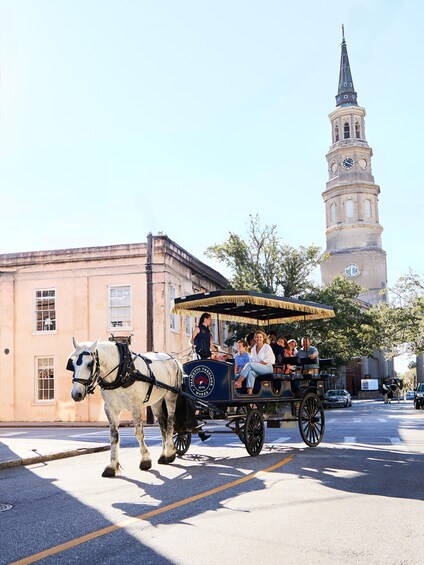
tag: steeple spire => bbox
[335,25,358,107]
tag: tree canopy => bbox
[207,215,380,368]
[369,270,424,358]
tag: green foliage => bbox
[206,214,325,296]
[207,215,381,367]
[302,276,380,367]
[369,270,424,357]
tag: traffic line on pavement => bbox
[10,453,295,565]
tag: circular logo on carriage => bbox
[188,365,215,398]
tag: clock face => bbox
[342,157,354,170]
[331,162,338,174]
[345,264,359,278]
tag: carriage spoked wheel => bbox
[298,392,325,447]
[243,408,265,456]
[235,405,248,444]
[173,432,192,455]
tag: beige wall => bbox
[0,236,227,422]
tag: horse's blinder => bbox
[69,350,100,395]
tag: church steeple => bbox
[336,25,358,107]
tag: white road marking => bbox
[390,437,403,444]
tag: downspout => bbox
[146,233,154,424]
[146,232,154,352]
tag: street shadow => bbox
[294,400,424,501]
[0,439,291,565]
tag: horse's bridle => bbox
[68,350,101,395]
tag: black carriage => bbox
[171,290,336,456]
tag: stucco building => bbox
[0,234,228,422]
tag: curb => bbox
[0,445,110,470]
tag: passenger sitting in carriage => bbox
[234,339,250,378]
[211,345,230,361]
[235,331,275,394]
[297,337,319,375]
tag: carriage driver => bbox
[190,312,214,359]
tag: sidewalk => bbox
[0,422,129,470]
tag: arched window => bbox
[334,125,339,142]
[355,121,361,138]
[344,122,350,139]
[365,199,372,219]
[345,199,354,221]
[330,202,336,225]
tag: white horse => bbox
[69,338,182,477]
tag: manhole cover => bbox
[0,503,13,512]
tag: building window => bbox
[223,322,229,345]
[185,316,193,336]
[108,285,132,329]
[330,202,337,225]
[365,199,372,219]
[355,121,361,138]
[344,122,350,139]
[35,289,56,332]
[211,319,219,344]
[334,124,339,142]
[169,285,179,332]
[36,356,54,401]
[345,199,354,222]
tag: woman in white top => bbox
[234,331,275,394]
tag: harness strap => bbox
[98,344,158,404]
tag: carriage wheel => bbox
[243,408,265,457]
[235,405,248,444]
[298,392,325,447]
[173,432,192,455]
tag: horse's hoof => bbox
[102,467,116,478]
[139,460,152,471]
[158,453,176,465]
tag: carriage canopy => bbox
[172,290,335,325]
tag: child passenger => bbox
[234,340,250,378]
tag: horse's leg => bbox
[152,396,177,464]
[133,406,151,471]
[102,406,120,478]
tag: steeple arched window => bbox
[365,199,372,219]
[345,199,354,222]
[334,125,339,142]
[355,121,361,138]
[330,202,337,225]
[344,122,350,139]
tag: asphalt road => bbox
[1,400,423,565]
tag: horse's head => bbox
[69,338,99,402]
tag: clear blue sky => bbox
[0,0,422,289]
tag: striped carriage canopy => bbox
[172,290,335,325]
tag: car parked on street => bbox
[406,390,415,401]
[414,383,424,409]
[324,389,352,408]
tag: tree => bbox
[302,276,379,367]
[370,270,424,358]
[206,216,380,368]
[206,214,325,296]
